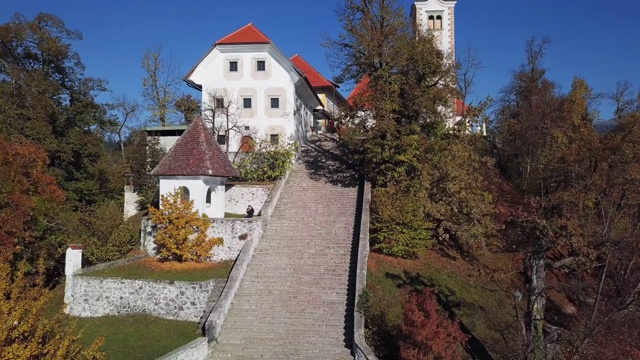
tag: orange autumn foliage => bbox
[400,288,468,360]
[0,138,64,261]
[148,190,222,262]
[0,262,104,359]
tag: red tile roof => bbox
[152,117,238,178]
[455,98,469,116]
[347,76,370,106]
[215,23,271,45]
[290,54,335,89]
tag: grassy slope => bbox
[82,258,234,281]
[366,251,522,359]
[75,315,198,360]
[46,261,220,359]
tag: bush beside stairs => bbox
[208,135,359,359]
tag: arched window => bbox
[177,186,190,202]
[428,15,435,30]
[435,15,443,30]
[205,187,212,207]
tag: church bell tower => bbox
[410,0,457,60]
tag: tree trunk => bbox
[525,249,547,360]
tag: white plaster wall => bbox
[124,186,141,219]
[149,135,182,153]
[190,46,296,151]
[159,176,226,218]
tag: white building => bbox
[151,117,238,218]
[184,23,324,154]
[290,54,346,132]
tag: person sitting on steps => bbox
[246,205,254,218]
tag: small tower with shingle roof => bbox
[152,117,238,218]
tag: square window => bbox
[243,97,252,109]
[217,134,226,145]
[270,97,280,109]
[256,60,266,71]
[215,97,224,109]
[229,61,238,72]
[244,126,250,131]
[270,134,279,145]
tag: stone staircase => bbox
[209,135,359,359]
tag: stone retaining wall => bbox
[140,217,262,261]
[65,274,224,322]
[225,183,272,215]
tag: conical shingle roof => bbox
[151,118,238,178]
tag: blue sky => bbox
[2,0,639,121]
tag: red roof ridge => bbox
[347,76,371,106]
[215,23,271,45]
[290,54,335,89]
[152,117,238,177]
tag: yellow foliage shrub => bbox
[148,190,223,262]
[0,262,104,359]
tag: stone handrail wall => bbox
[353,180,379,360]
[156,337,208,360]
[199,169,292,342]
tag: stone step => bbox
[209,346,352,360]
[208,139,359,358]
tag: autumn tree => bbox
[0,137,64,264]
[327,0,493,259]
[327,0,455,186]
[0,13,144,281]
[0,12,113,207]
[556,92,640,359]
[148,190,222,262]
[400,288,468,360]
[125,129,165,209]
[141,45,183,126]
[174,93,200,123]
[0,262,104,359]
[107,95,141,164]
[494,37,616,359]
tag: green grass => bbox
[46,285,200,360]
[75,315,199,360]
[365,253,518,359]
[224,212,247,218]
[82,259,234,282]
